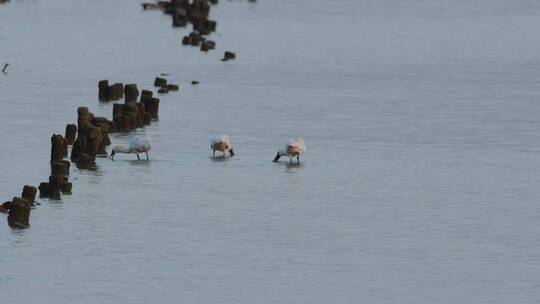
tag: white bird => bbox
[211,134,234,157]
[109,135,152,160]
[273,138,305,163]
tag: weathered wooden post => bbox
[222,51,236,61]
[124,84,139,103]
[61,182,72,194]
[154,77,167,87]
[65,124,77,145]
[143,97,160,118]
[51,161,70,176]
[113,83,124,100]
[141,90,153,101]
[172,10,188,27]
[7,197,31,228]
[98,80,109,101]
[21,185,37,204]
[51,134,67,162]
[38,182,49,198]
[48,175,63,200]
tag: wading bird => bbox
[109,135,152,160]
[273,138,305,163]
[211,134,234,157]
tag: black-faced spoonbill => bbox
[273,138,305,163]
[109,135,152,160]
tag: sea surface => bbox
[1,0,540,303]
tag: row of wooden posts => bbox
[4,78,170,229]
[3,1,238,229]
[142,0,237,61]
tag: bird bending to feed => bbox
[211,134,234,157]
[109,135,152,160]
[273,138,305,163]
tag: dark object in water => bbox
[51,161,70,177]
[21,185,37,204]
[7,197,31,229]
[2,63,9,73]
[124,83,140,103]
[154,77,167,87]
[200,40,215,52]
[158,86,169,94]
[182,36,190,45]
[51,134,68,162]
[141,3,161,10]
[143,97,160,119]
[141,90,153,101]
[65,124,77,145]
[61,182,72,194]
[71,107,111,164]
[172,10,188,27]
[38,182,49,198]
[98,80,109,101]
[48,175,63,200]
[191,81,199,85]
[0,201,11,213]
[222,51,236,61]
[167,84,179,91]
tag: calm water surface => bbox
[1,0,540,303]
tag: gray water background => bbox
[1,0,540,303]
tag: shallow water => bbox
[1,0,540,303]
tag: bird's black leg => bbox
[297,155,300,163]
[213,148,216,158]
[136,153,140,160]
[229,149,235,156]
[146,152,149,160]
[289,157,293,164]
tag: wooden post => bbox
[7,197,31,229]
[143,97,160,118]
[38,182,49,198]
[51,161,69,176]
[98,80,109,101]
[21,185,37,203]
[61,182,72,194]
[141,90,153,101]
[51,134,67,162]
[154,77,167,87]
[124,84,139,103]
[65,124,77,145]
[48,175,63,200]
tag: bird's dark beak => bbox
[273,152,280,162]
[109,151,115,160]
[229,149,235,156]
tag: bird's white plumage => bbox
[274,137,305,163]
[210,134,232,150]
[285,138,305,155]
[110,135,152,160]
[129,135,152,152]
